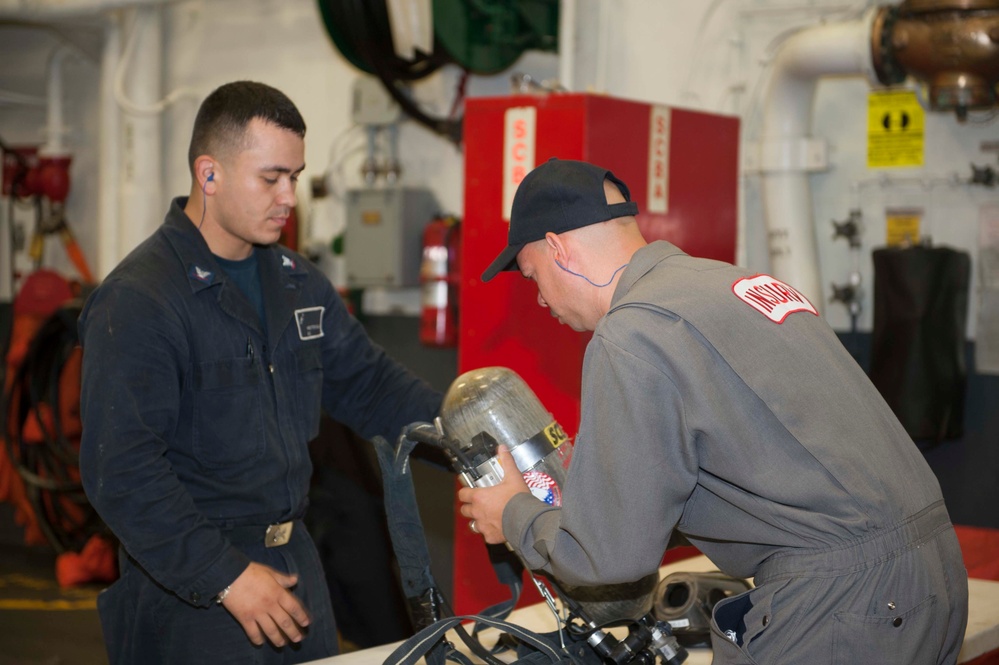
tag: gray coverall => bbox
[504,241,968,664]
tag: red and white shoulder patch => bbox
[732,274,818,323]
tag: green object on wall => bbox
[433,0,559,75]
[317,0,374,75]
[316,0,558,77]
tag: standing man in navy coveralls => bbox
[459,158,968,664]
[78,81,442,664]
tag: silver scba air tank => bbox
[439,366,572,505]
[434,366,674,645]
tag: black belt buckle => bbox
[265,521,293,548]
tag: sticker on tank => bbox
[523,470,562,506]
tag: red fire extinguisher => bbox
[419,215,460,347]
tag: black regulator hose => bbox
[3,301,104,553]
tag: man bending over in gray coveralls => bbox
[458,157,968,665]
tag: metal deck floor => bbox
[0,535,106,665]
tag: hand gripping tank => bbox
[440,366,572,506]
[440,367,660,626]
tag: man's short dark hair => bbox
[187,81,307,174]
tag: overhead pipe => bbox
[759,0,999,311]
[117,4,164,258]
[0,89,46,106]
[37,44,75,248]
[558,0,576,90]
[98,11,122,279]
[41,45,74,157]
[0,0,174,21]
[759,10,878,310]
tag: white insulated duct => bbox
[117,4,163,258]
[40,45,73,157]
[558,0,576,90]
[759,9,878,310]
[97,11,121,279]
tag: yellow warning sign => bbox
[867,90,924,169]
[885,208,922,246]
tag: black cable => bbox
[3,301,103,554]
[7,308,82,459]
[321,0,463,144]
[321,0,449,81]
[347,0,462,142]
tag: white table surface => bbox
[308,555,999,665]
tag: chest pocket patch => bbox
[294,306,324,340]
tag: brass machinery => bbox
[872,0,999,120]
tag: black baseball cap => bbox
[481,158,639,282]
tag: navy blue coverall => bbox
[78,198,442,664]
